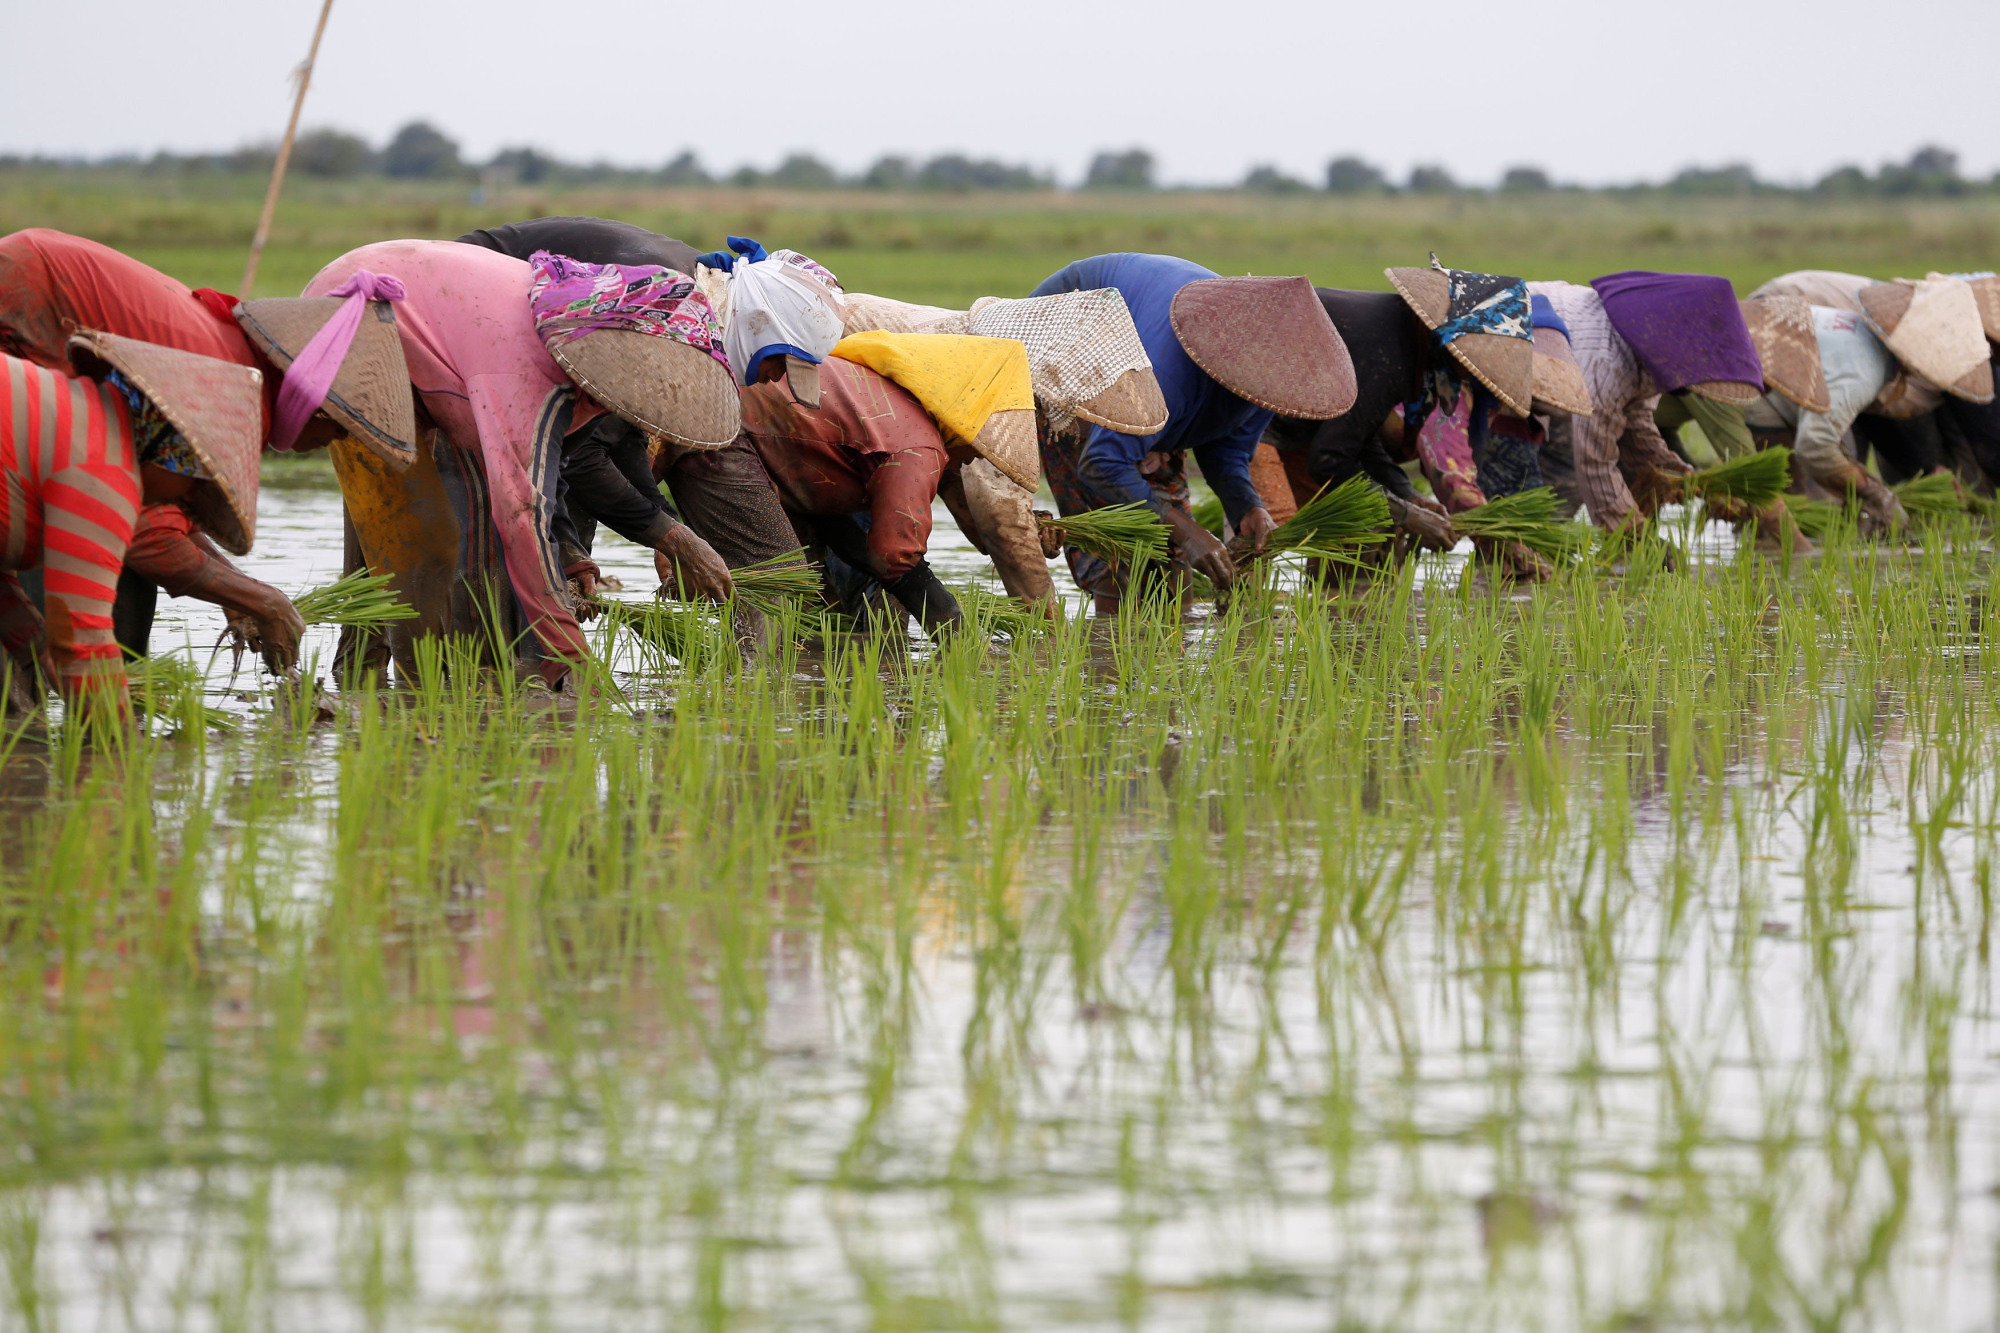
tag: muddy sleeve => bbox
[862,446,946,580]
[122,503,211,596]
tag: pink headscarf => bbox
[269,270,407,449]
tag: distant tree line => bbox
[2,124,1993,199]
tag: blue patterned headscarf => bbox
[106,368,206,478]
[1404,253,1531,434]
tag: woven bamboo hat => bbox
[967,290,1169,435]
[1170,275,1356,419]
[1960,274,2000,343]
[1385,264,1535,416]
[840,292,967,336]
[68,330,265,555]
[1858,277,1994,403]
[1528,323,1593,416]
[233,296,418,468]
[1740,295,1830,413]
[964,409,1040,491]
[547,333,740,450]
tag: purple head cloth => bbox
[270,270,407,450]
[1589,271,1763,396]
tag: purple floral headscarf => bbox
[528,251,731,373]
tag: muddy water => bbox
[7,485,1989,1331]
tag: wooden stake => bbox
[241,0,336,297]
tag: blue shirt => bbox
[1031,253,1269,520]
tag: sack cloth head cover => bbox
[828,331,1040,490]
[1527,294,1592,415]
[722,249,847,408]
[528,251,740,449]
[234,279,419,470]
[1739,294,1830,413]
[840,292,966,337]
[1858,275,1995,403]
[963,288,1168,435]
[66,330,266,554]
[1169,274,1355,419]
[1387,254,1534,429]
[1589,271,1765,403]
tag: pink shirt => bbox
[306,240,602,662]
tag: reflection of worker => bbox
[0,228,317,669]
[1030,254,1355,610]
[3,334,263,723]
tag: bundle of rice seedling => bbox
[958,587,1052,638]
[600,599,727,669]
[292,570,418,628]
[722,549,822,616]
[1782,493,1848,540]
[1893,471,1974,524]
[1036,503,1171,566]
[1678,447,1793,513]
[1451,487,1591,562]
[1190,493,1226,536]
[129,654,233,732]
[1253,475,1392,559]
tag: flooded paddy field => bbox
[4,480,2000,1331]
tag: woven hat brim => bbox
[1967,276,2000,343]
[1741,295,1830,413]
[968,409,1040,491]
[1531,353,1593,417]
[1073,366,1169,434]
[551,332,740,450]
[1951,358,1996,404]
[1384,267,1450,328]
[68,330,264,555]
[783,355,822,409]
[1686,379,1764,405]
[1169,276,1356,420]
[233,298,417,470]
[1859,280,1993,403]
[1442,333,1535,417]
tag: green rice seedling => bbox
[1036,502,1171,566]
[128,652,233,734]
[602,598,728,672]
[291,569,419,628]
[1677,446,1793,514]
[956,587,1052,639]
[1893,471,1974,525]
[1784,492,1849,540]
[1451,486,1592,563]
[1252,474,1391,561]
[725,548,823,616]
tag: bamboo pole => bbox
[240,0,336,297]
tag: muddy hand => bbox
[1166,508,1236,590]
[655,525,733,603]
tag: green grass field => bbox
[6,169,1996,303]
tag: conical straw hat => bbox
[966,289,1169,434]
[1740,295,1830,413]
[548,331,741,449]
[233,296,418,468]
[67,330,264,554]
[1529,326,1593,416]
[1171,275,1355,419]
[1385,265,1535,416]
[1858,277,1994,403]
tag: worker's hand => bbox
[251,596,305,675]
[655,525,734,603]
[1395,494,1456,552]
[1164,507,1237,590]
[1233,504,1277,553]
[1855,477,1908,538]
[1629,464,1691,517]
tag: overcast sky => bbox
[8,0,1997,187]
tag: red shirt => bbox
[740,357,949,579]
